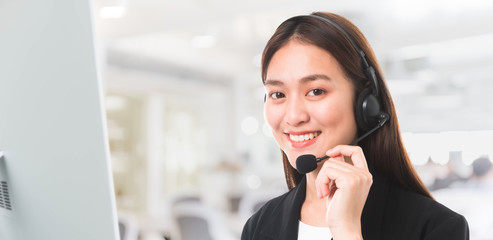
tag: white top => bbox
[298,221,332,240]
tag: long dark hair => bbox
[262,12,432,199]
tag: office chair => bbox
[118,215,139,240]
[170,201,238,240]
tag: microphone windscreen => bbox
[296,154,318,174]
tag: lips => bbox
[286,131,321,148]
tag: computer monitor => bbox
[0,0,120,239]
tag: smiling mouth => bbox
[288,131,321,142]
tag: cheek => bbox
[311,101,347,124]
[311,99,357,135]
[264,104,282,129]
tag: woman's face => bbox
[264,40,358,169]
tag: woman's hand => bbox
[315,145,373,239]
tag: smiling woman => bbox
[264,41,357,162]
[241,11,469,240]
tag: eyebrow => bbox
[300,74,331,83]
[264,74,331,86]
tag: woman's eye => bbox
[270,92,285,99]
[307,89,325,96]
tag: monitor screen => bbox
[0,0,120,239]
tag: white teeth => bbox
[289,132,319,142]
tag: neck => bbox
[305,171,320,201]
[300,170,329,227]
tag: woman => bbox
[241,12,469,240]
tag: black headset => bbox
[304,14,389,133]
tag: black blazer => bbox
[241,173,469,240]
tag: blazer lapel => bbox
[260,176,307,240]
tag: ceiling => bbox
[91,0,493,132]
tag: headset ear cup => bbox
[355,88,369,131]
[355,88,381,132]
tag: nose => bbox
[285,98,309,126]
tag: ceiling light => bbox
[191,35,216,48]
[99,6,126,19]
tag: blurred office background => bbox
[90,0,493,239]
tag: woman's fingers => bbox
[315,145,372,199]
[326,145,368,170]
[316,160,349,198]
[316,160,371,198]
[316,162,332,198]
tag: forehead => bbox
[265,41,348,85]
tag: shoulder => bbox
[386,181,469,239]
[389,181,461,219]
